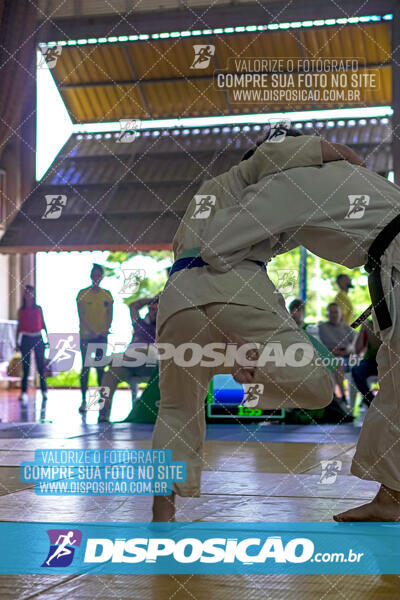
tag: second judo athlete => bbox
[152,127,400,523]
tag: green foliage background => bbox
[105,247,370,323]
[104,250,172,306]
[48,248,369,387]
[268,248,370,322]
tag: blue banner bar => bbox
[1,522,400,574]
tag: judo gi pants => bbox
[351,266,400,491]
[152,298,333,496]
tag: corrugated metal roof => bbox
[47,22,391,122]
[38,0,266,18]
[0,117,393,253]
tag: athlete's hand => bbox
[321,140,366,167]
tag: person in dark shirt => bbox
[98,296,158,422]
[351,319,381,407]
[129,296,158,344]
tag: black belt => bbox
[169,256,266,277]
[351,214,400,330]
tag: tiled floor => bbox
[0,388,134,426]
[0,389,397,599]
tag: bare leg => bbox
[152,492,176,522]
[334,485,400,522]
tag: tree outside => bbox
[269,248,370,325]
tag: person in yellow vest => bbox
[335,274,354,325]
[76,264,113,413]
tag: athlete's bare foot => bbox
[152,493,176,522]
[225,331,259,384]
[334,485,400,522]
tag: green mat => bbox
[122,366,160,423]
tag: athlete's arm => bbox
[237,135,365,188]
[201,138,366,272]
[321,140,365,166]
[237,135,323,186]
[200,177,308,272]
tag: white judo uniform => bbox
[153,134,400,496]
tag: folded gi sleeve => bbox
[236,134,323,186]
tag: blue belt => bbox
[169,254,266,277]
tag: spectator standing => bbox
[77,264,113,413]
[335,274,354,325]
[16,285,48,403]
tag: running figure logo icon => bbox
[319,460,342,484]
[265,119,292,143]
[242,383,264,408]
[345,195,370,219]
[119,269,146,295]
[42,529,82,567]
[190,44,215,69]
[191,195,216,219]
[47,334,79,374]
[274,269,298,295]
[116,119,141,143]
[38,45,62,69]
[86,386,110,411]
[42,195,67,220]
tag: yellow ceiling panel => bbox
[300,23,390,62]
[50,22,392,123]
[143,79,228,118]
